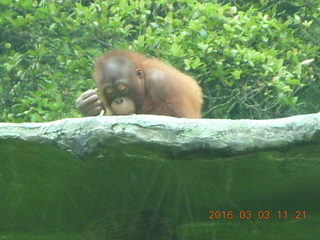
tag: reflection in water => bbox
[83,210,177,240]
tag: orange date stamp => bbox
[208,211,306,220]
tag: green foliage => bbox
[0,0,319,122]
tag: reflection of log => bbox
[83,211,177,240]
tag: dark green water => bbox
[1,140,320,239]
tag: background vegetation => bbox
[0,0,319,122]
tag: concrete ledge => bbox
[0,113,319,239]
[0,113,319,159]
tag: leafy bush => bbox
[0,0,319,122]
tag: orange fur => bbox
[94,50,203,118]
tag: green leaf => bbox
[171,43,181,56]
[300,59,314,66]
[232,70,242,80]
